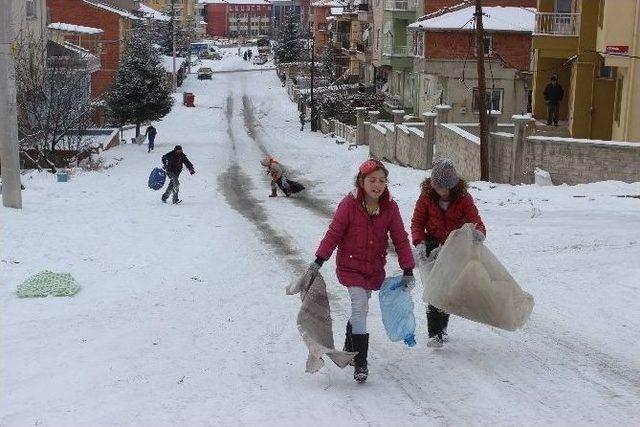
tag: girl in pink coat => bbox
[307,159,415,382]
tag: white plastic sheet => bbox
[419,224,534,331]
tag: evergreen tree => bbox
[318,42,338,82]
[107,28,174,136]
[275,10,305,64]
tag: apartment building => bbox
[202,0,273,37]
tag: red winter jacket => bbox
[316,188,415,291]
[411,180,486,245]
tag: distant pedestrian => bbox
[145,125,157,153]
[161,145,195,204]
[243,51,248,61]
[299,111,305,131]
[260,156,305,197]
[247,49,253,59]
[543,75,564,126]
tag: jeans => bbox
[547,103,559,126]
[348,287,372,334]
[162,172,180,202]
[148,136,155,152]
[427,304,450,337]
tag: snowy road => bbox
[2,64,640,426]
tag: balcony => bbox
[533,12,580,36]
[383,44,408,57]
[384,0,416,11]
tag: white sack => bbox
[419,223,534,331]
[286,270,356,373]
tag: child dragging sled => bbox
[260,156,305,197]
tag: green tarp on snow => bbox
[16,271,80,297]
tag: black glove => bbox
[424,238,439,257]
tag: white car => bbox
[252,56,267,65]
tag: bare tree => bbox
[13,29,96,171]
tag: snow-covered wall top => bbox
[200,0,272,4]
[409,6,535,33]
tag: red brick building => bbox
[408,5,536,121]
[202,0,273,37]
[48,0,139,98]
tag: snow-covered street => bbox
[2,61,640,426]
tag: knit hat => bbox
[174,145,183,151]
[359,159,387,176]
[430,158,459,189]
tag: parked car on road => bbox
[252,55,267,65]
[197,67,213,80]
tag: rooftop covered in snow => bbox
[199,0,272,4]
[311,0,347,7]
[83,0,140,19]
[137,4,170,21]
[408,6,536,33]
[48,23,104,35]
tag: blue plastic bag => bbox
[148,167,166,190]
[379,276,417,347]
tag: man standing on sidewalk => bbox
[145,124,157,153]
[161,145,195,204]
[543,75,564,126]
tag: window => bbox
[482,35,492,56]
[614,76,623,123]
[26,0,37,18]
[598,65,614,79]
[472,88,504,113]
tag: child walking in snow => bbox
[410,158,486,348]
[260,156,305,197]
[306,159,415,382]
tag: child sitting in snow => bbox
[410,158,486,348]
[260,156,305,197]
[306,159,415,383]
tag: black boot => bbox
[352,333,369,383]
[268,188,277,197]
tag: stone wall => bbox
[488,132,514,183]
[369,124,387,159]
[435,124,481,181]
[522,137,640,185]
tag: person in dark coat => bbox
[161,145,195,204]
[145,125,157,153]
[543,75,564,126]
[299,111,305,131]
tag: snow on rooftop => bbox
[199,0,272,4]
[311,0,347,7]
[138,4,170,21]
[48,22,104,35]
[409,6,536,33]
[82,0,140,19]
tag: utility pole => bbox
[0,0,23,208]
[171,0,178,91]
[474,0,489,181]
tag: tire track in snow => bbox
[241,95,335,220]
[218,94,305,272]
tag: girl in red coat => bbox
[307,159,415,382]
[411,158,486,348]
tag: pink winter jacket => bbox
[315,188,415,291]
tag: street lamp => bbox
[308,27,318,132]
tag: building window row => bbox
[229,5,270,11]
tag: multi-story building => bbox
[531,0,640,141]
[202,0,273,37]
[48,0,140,98]
[327,5,360,81]
[408,5,535,121]
[144,0,207,36]
[310,0,347,52]
[272,0,304,34]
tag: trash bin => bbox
[56,172,69,182]
[185,93,195,107]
